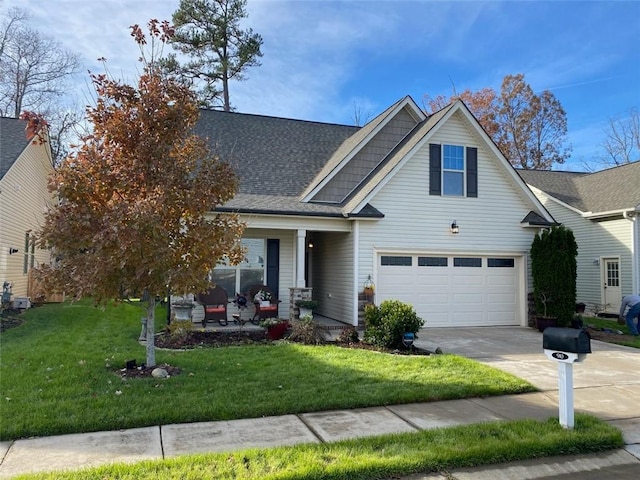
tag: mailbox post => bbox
[542,327,591,429]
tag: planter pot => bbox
[298,307,313,319]
[267,322,289,340]
[260,300,271,307]
[172,304,193,321]
[535,316,557,332]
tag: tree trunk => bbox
[145,295,156,367]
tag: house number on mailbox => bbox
[552,352,569,360]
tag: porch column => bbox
[296,229,306,288]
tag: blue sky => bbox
[4,0,639,171]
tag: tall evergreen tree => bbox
[166,0,263,111]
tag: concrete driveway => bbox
[415,326,640,433]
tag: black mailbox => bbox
[543,327,591,354]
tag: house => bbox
[0,117,55,302]
[193,96,556,328]
[519,163,640,315]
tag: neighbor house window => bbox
[211,239,265,295]
[23,232,31,274]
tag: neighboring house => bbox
[194,96,556,327]
[519,163,640,315]
[0,117,55,301]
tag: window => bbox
[418,256,448,267]
[429,144,478,197]
[381,256,412,266]
[23,232,30,274]
[454,257,482,267]
[488,258,515,268]
[442,144,464,196]
[211,239,265,295]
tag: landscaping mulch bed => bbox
[0,313,24,332]
[154,329,270,349]
[585,326,637,343]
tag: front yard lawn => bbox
[0,300,535,440]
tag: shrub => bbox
[166,320,193,342]
[288,317,325,345]
[336,326,360,344]
[363,300,424,349]
[530,225,578,326]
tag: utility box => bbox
[12,297,31,310]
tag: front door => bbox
[602,258,622,313]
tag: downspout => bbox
[625,210,639,294]
[352,220,360,326]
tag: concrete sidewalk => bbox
[1,327,639,478]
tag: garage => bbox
[376,254,520,327]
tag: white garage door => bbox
[377,254,519,327]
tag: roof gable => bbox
[0,117,30,180]
[300,96,426,202]
[341,100,553,222]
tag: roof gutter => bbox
[584,207,637,220]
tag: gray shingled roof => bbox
[0,117,29,180]
[194,110,359,198]
[518,163,640,213]
[299,96,410,199]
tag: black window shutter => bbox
[429,143,441,195]
[266,239,280,296]
[466,147,478,198]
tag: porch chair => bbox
[248,284,280,324]
[197,286,229,327]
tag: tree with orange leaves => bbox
[36,20,245,367]
[424,74,570,170]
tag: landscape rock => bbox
[151,368,169,378]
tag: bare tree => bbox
[167,0,263,111]
[599,107,640,166]
[0,6,81,165]
[351,100,372,127]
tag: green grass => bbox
[14,415,623,480]
[583,315,640,348]
[0,300,536,441]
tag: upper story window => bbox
[442,145,465,196]
[429,144,478,198]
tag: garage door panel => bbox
[418,293,450,304]
[453,293,483,304]
[378,254,520,328]
[452,274,483,286]
[486,275,515,286]
[487,292,515,303]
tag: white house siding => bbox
[311,231,353,321]
[0,141,54,298]
[191,228,295,323]
[532,189,634,311]
[358,112,539,327]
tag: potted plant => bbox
[534,292,557,332]
[296,299,318,319]
[253,289,272,307]
[259,317,289,340]
[530,225,578,330]
[171,294,195,322]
